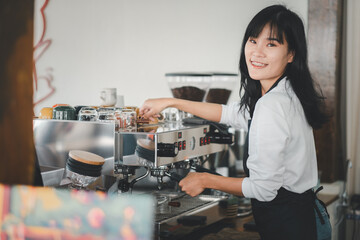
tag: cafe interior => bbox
[1,0,360,239]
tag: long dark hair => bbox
[239,5,328,129]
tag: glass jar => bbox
[117,109,137,131]
[64,150,105,190]
[97,107,116,123]
[78,107,98,121]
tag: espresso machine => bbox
[33,117,236,239]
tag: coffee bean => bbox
[205,88,232,104]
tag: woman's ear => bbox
[288,50,295,63]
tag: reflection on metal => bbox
[33,119,115,172]
[40,166,64,186]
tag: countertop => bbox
[318,193,339,206]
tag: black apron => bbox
[242,77,323,240]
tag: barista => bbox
[140,5,329,240]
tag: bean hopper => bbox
[205,72,238,104]
[166,72,211,120]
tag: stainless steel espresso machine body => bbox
[116,123,224,168]
[115,122,229,177]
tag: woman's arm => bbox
[179,172,244,197]
[139,98,222,122]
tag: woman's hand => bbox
[140,98,222,123]
[179,172,245,197]
[179,172,207,197]
[139,98,173,121]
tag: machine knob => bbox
[157,143,178,157]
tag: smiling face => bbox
[244,24,294,93]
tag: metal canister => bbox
[52,106,76,120]
[39,107,53,119]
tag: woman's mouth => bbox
[251,61,267,68]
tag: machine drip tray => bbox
[153,192,226,223]
[149,192,227,239]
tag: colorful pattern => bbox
[0,184,154,240]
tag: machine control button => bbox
[200,137,204,146]
[204,137,208,145]
[178,141,182,151]
[182,140,186,150]
[203,128,207,134]
[178,132,182,139]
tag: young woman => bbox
[140,5,330,240]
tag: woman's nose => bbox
[252,44,265,57]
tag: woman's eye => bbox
[267,43,276,47]
[249,39,256,44]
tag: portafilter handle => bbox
[164,165,222,183]
[191,165,222,176]
[164,172,185,182]
[207,132,234,144]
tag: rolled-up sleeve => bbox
[220,102,249,130]
[241,96,290,201]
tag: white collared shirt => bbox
[220,78,318,201]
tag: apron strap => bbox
[243,119,251,177]
[312,186,330,225]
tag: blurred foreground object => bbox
[0,184,154,239]
[0,1,35,184]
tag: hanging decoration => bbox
[33,0,55,106]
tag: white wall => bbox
[33,0,308,114]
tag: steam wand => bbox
[128,167,151,194]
